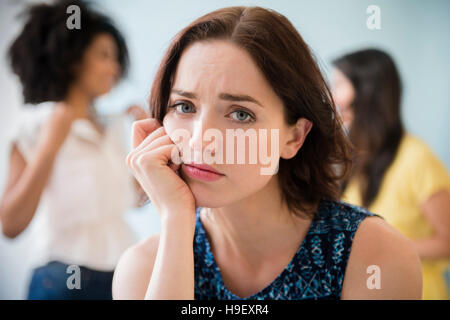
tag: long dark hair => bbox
[149,6,353,218]
[333,48,404,208]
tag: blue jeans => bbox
[27,261,114,300]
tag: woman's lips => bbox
[182,163,225,182]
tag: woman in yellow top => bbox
[331,48,450,300]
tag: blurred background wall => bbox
[0,0,449,299]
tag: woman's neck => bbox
[63,84,105,135]
[201,175,313,268]
[63,84,95,120]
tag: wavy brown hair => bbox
[149,6,352,218]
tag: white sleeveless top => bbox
[8,102,139,271]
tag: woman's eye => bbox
[229,110,255,123]
[168,102,255,123]
[170,102,195,114]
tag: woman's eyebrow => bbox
[171,89,197,99]
[219,93,263,108]
[171,88,263,108]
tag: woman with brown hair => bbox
[332,48,450,300]
[112,7,422,300]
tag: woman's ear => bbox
[280,118,313,159]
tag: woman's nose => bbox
[188,120,205,162]
[187,117,218,162]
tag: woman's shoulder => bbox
[401,133,429,149]
[393,134,449,186]
[315,200,422,298]
[112,234,160,299]
[9,102,56,160]
[396,133,438,164]
[12,102,55,132]
[339,204,423,299]
[313,199,381,232]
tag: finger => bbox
[133,134,178,167]
[134,126,167,154]
[140,134,173,153]
[131,118,161,149]
[135,134,182,172]
[145,144,180,167]
[132,119,160,145]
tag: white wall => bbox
[1,0,449,299]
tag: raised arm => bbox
[0,104,75,238]
[113,118,196,299]
[414,189,450,260]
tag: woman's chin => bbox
[188,182,231,208]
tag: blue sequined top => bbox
[193,199,381,300]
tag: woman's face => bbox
[163,40,310,208]
[331,68,355,130]
[73,33,120,97]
